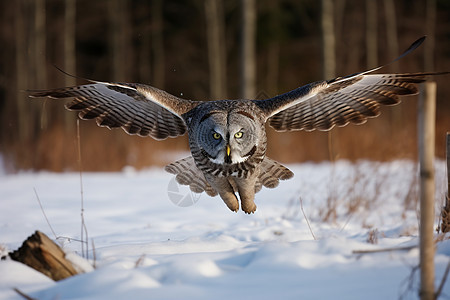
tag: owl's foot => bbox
[241,200,257,214]
[220,192,239,212]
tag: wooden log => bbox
[9,231,78,281]
[418,81,436,300]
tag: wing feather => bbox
[260,73,441,132]
[29,82,201,140]
[256,157,294,191]
[254,37,447,132]
[165,156,218,197]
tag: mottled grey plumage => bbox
[29,37,446,213]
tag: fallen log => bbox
[9,230,78,281]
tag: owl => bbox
[29,37,446,213]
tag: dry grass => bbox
[438,195,450,234]
[8,122,189,171]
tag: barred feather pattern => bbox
[165,156,218,197]
[189,142,266,179]
[265,73,428,132]
[255,157,294,191]
[166,156,293,195]
[29,82,200,140]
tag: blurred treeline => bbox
[0,0,449,172]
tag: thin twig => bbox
[135,254,146,268]
[435,258,450,299]
[300,197,316,240]
[33,187,57,239]
[352,245,416,255]
[13,288,36,300]
[56,236,86,244]
[77,119,88,259]
[399,264,420,300]
[91,238,97,269]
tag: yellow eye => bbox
[213,132,222,140]
[234,131,243,139]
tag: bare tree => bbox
[265,1,280,97]
[34,0,47,132]
[321,0,336,160]
[15,0,30,142]
[365,0,377,69]
[34,0,46,90]
[137,2,151,84]
[109,0,130,82]
[64,0,76,130]
[205,0,227,99]
[424,0,436,71]
[152,0,165,89]
[240,0,256,99]
[321,0,336,79]
[383,0,398,73]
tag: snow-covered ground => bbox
[1,160,449,299]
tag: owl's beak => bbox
[224,144,232,164]
[224,144,231,164]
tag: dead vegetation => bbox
[9,231,79,281]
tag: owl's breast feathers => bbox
[191,143,265,179]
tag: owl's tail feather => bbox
[165,156,218,197]
[165,156,293,196]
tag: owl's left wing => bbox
[259,72,432,132]
[29,82,201,140]
[255,37,447,132]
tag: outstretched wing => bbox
[263,73,430,132]
[29,82,201,140]
[254,37,447,132]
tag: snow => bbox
[1,160,449,299]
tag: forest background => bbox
[1,0,449,172]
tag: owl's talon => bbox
[222,196,239,212]
[241,202,257,214]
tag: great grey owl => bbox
[29,37,446,214]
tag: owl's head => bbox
[194,108,263,165]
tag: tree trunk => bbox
[34,0,47,90]
[383,0,401,128]
[240,0,256,99]
[152,0,165,89]
[365,0,377,69]
[383,0,398,72]
[64,0,76,130]
[138,2,151,84]
[424,0,436,71]
[205,0,227,99]
[418,82,436,300]
[265,0,280,97]
[109,0,129,82]
[321,0,335,79]
[15,0,30,143]
[321,0,336,161]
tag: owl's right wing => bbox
[29,81,201,140]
